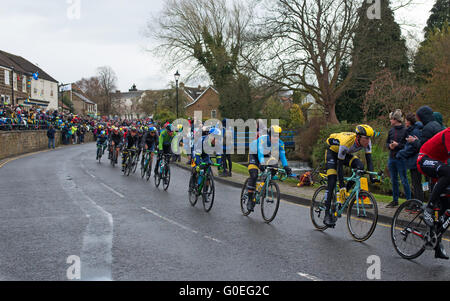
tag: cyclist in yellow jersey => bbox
[323,125,379,226]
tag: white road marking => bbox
[58,166,114,281]
[204,235,223,243]
[142,207,198,234]
[297,272,322,281]
[101,183,125,198]
[142,207,222,243]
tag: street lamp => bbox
[174,70,180,118]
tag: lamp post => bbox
[154,99,158,119]
[174,70,180,118]
[10,66,15,106]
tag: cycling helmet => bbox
[166,124,174,132]
[268,125,282,136]
[138,129,144,134]
[209,127,220,136]
[149,127,157,133]
[131,127,137,132]
[355,125,374,137]
[100,130,106,136]
[177,124,183,132]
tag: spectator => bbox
[386,109,411,208]
[220,118,233,177]
[47,125,56,149]
[433,112,445,130]
[396,113,424,202]
[409,106,443,151]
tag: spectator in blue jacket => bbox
[396,113,424,201]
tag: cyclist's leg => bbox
[345,155,364,191]
[122,149,128,171]
[325,149,338,211]
[247,154,259,211]
[420,158,450,259]
[142,144,148,165]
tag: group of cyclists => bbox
[92,107,449,261]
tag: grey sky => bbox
[0,0,434,92]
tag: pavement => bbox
[0,143,449,281]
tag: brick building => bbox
[184,85,220,119]
[0,50,58,109]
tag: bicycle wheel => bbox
[261,181,280,223]
[132,153,139,174]
[347,191,378,242]
[122,156,128,176]
[202,171,215,212]
[188,173,198,206]
[391,199,427,259]
[154,162,162,188]
[240,178,252,216]
[126,156,132,177]
[163,164,171,191]
[310,185,329,231]
[111,150,116,167]
[97,147,102,163]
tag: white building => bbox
[0,50,59,110]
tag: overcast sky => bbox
[0,0,435,92]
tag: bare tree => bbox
[97,66,117,116]
[242,0,413,124]
[149,0,260,118]
[75,76,105,107]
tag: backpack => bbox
[297,171,313,187]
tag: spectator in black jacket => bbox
[386,109,411,208]
[47,125,56,149]
[396,113,424,201]
[407,106,444,196]
[408,106,443,151]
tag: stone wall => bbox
[0,130,94,160]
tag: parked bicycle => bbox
[310,169,383,241]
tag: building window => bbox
[1,95,4,103]
[211,110,217,118]
[22,76,26,92]
[4,70,10,85]
[13,73,17,90]
[5,95,10,104]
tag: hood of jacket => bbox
[416,106,435,126]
